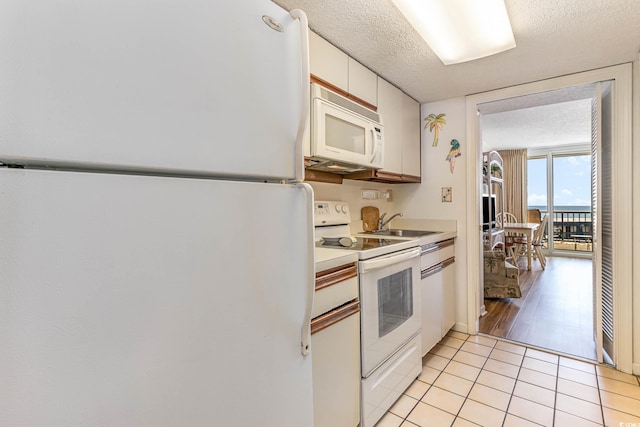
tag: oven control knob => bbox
[335,204,342,213]
[341,205,347,214]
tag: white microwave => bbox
[308,83,384,173]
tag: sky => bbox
[528,155,591,207]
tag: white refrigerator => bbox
[0,1,315,426]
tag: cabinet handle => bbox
[316,263,357,290]
[421,263,443,279]
[442,256,455,269]
[421,256,455,279]
[311,300,360,335]
[420,238,455,255]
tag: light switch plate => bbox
[441,187,452,202]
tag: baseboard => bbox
[633,362,640,376]
[453,322,469,334]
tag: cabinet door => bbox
[441,260,456,336]
[421,269,443,356]
[376,77,402,174]
[402,93,421,178]
[312,311,361,427]
[309,31,348,91]
[348,58,377,107]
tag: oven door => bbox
[359,247,421,377]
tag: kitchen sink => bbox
[367,229,439,237]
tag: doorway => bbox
[464,64,633,373]
[477,92,596,360]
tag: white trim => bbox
[527,143,591,157]
[465,63,633,373]
[453,322,469,334]
[633,56,640,379]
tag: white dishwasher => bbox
[420,238,456,355]
[311,262,361,427]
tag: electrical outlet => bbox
[442,187,452,202]
[361,189,379,200]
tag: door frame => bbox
[464,64,633,373]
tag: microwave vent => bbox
[319,87,381,123]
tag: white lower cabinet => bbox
[311,308,361,427]
[420,239,456,355]
[311,263,360,427]
[421,266,444,355]
[441,259,456,335]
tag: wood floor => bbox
[479,256,596,360]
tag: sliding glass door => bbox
[527,151,592,255]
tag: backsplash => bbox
[308,179,396,222]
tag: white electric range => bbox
[314,201,418,258]
[314,201,423,427]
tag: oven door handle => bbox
[359,247,420,273]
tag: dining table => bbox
[503,222,540,270]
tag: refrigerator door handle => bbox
[289,9,310,184]
[298,182,315,357]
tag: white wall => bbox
[395,97,469,331]
[309,179,396,222]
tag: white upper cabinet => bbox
[402,93,421,178]
[376,77,421,179]
[348,58,377,107]
[309,31,349,91]
[309,31,377,107]
[377,77,403,175]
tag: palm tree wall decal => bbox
[424,113,446,147]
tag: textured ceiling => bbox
[273,0,640,103]
[479,83,596,150]
[481,99,592,151]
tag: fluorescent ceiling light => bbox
[390,0,516,65]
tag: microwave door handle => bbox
[368,125,377,163]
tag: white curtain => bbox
[498,149,528,222]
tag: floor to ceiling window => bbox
[528,150,592,256]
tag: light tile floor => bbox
[376,331,640,427]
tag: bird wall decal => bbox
[446,139,461,173]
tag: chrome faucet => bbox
[378,212,403,230]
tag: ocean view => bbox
[529,205,591,212]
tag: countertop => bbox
[315,247,359,273]
[414,230,457,246]
[315,227,457,271]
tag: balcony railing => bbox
[537,209,593,252]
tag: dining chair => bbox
[527,208,543,260]
[496,212,518,227]
[531,214,549,269]
[498,212,521,264]
[527,209,542,224]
